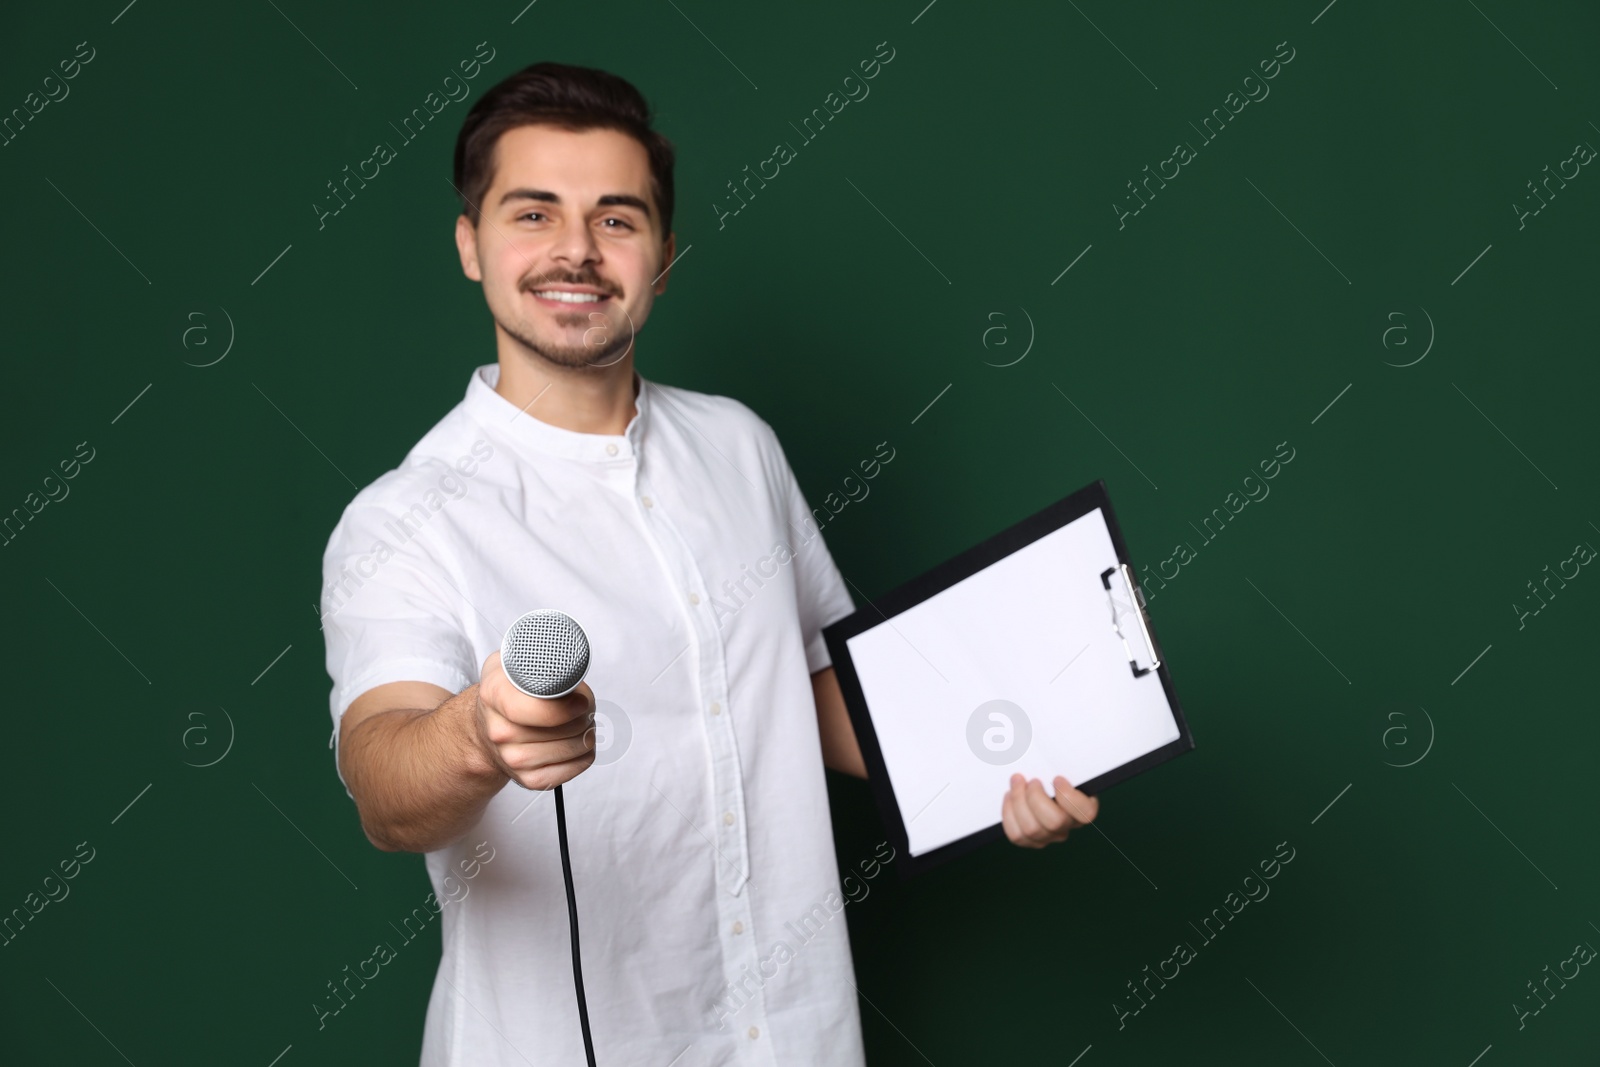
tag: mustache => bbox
[521,270,620,297]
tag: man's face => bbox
[455,123,673,371]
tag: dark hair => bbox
[453,61,675,240]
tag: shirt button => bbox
[748,1027,759,1040]
[732,920,744,934]
[709,701,721,715]
[688,592,700,605]
[722,811,735,826]
[605,443,619,456]
[641,495,653,508]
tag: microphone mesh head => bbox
[500,610,590,698]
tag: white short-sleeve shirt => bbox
[319,363,866,1066]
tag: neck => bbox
[494,343,638,436]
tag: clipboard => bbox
[822,479,1194,877]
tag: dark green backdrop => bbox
[3,0,1597,1063]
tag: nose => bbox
[547,213,601,271]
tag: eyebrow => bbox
[498,188,653,219]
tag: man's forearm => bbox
[812,667,868,778]
[340,685,508,853]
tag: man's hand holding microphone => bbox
[337,610,600,854]
[472,648,598,791]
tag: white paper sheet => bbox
[845,507,1181,857]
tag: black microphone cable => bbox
[554,783,596,1067]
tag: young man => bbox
[320,60,1098,1066]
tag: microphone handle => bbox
[554,783,597,1066]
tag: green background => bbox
[3,0,1597,1063]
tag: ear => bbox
[654,232,676,295]
[455,214,483,282]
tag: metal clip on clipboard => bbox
[1101,563,1160,678]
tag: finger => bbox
[499,730,596,774]
[482,704,594,746]
[1001,788,1039,847]
[510,749,598,791]
[1023,778,1071,836]
[1052,777,1100,827]
[503,689,594,730]
[490,673,595,729]
[1009,775,1047,842]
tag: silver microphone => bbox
[499,609,591,699]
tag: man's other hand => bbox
[1000,774,1099,848]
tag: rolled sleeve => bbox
[319,500,479,796]
[760,421,857,675]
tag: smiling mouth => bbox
[529,289,612,306]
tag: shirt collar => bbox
[465,362,650,462]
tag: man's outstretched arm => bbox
[339,652,597,854]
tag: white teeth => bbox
[534,290,604,303]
